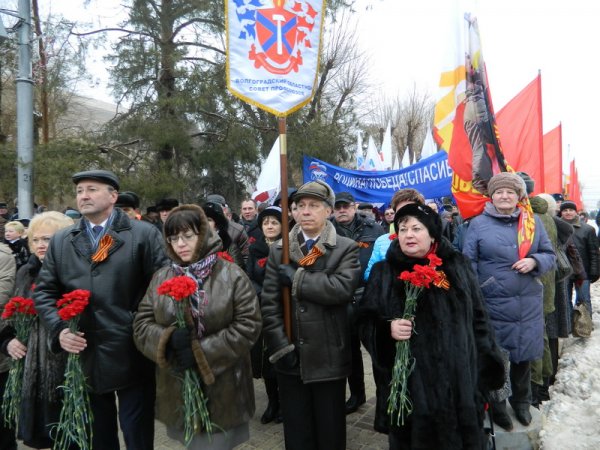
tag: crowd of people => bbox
[0,168,596,450]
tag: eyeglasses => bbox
[166,232,198,244]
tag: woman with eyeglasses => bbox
[133,204,261,449]
[0,211,73,448]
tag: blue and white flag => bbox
[303,151,452,206]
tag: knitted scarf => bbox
[172,253,217,339]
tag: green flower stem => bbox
[173,298,214,447]
[1,315,35,428]
[53,318,93,450]
[387,285,422,426]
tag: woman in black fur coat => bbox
[358,204,504,449]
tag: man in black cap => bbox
[155,197,179,227]
[331,191,384,414]
[206,194,251,265]
[261,180,361,450]
[116,191,141,220]
[559,200,599,318]
[34,169,168,450]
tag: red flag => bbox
[568,160,583,210]
[542,124,563,194]
[496,75,545,193]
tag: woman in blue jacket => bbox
[463,172,555,431]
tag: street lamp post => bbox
[1,0,34,220]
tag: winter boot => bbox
[261,377,281,424]
[531,382,541,409]
[491,400,513,431]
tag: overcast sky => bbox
[36,0,600,210]
[353,0,600,210]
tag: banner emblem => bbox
[227,0,325,115]
[234,0,317,74]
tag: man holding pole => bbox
[261,180,360,450]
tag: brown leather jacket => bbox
[133,211,261,432]
[261,221,360,383]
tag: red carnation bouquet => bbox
[53,289,93,450]
[388,253,449,426]
[157,275,213,445]
[1,297,36,428]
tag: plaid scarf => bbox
[172,253,217,339]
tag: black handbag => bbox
[555,245,573,282]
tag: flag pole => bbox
[278,116,292,340]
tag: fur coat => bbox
[359,238,504,449]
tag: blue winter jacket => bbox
[463,202,556,363]
[364,233,392,281]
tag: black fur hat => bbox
[394,203,443,243]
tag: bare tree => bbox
[306,10,371,125]
[361,84,434,167]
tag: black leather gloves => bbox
[168,328,195,372]
[276,349,298,371]
[278,263,298,287]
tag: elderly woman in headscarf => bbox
[133,204,261,449]
[463,172,555,431]
[359,203,504,450]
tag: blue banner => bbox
[302,151,452,206]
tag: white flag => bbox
[381,121,393,170]
[356,131,364,170]
[364,136,385,171]
[252,137,280,203]
[401,146,411,168]
[420,127,437,160]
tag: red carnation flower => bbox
[2,297,36,319]
[56,290,90,321]
[257,257,268,268]
[157,276,197,301]
[217,251,234,263]
[389,233,397,241]
[427,253,442,268]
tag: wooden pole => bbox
[278,116,292,340]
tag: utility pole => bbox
[16,0,34,219]
[0,0,34,220]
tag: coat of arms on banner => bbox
[233,0,319,74]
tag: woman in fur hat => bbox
[359,203,504,449]
[246,206,284,424]
[463,172,555,431]
[133,204,261,449]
